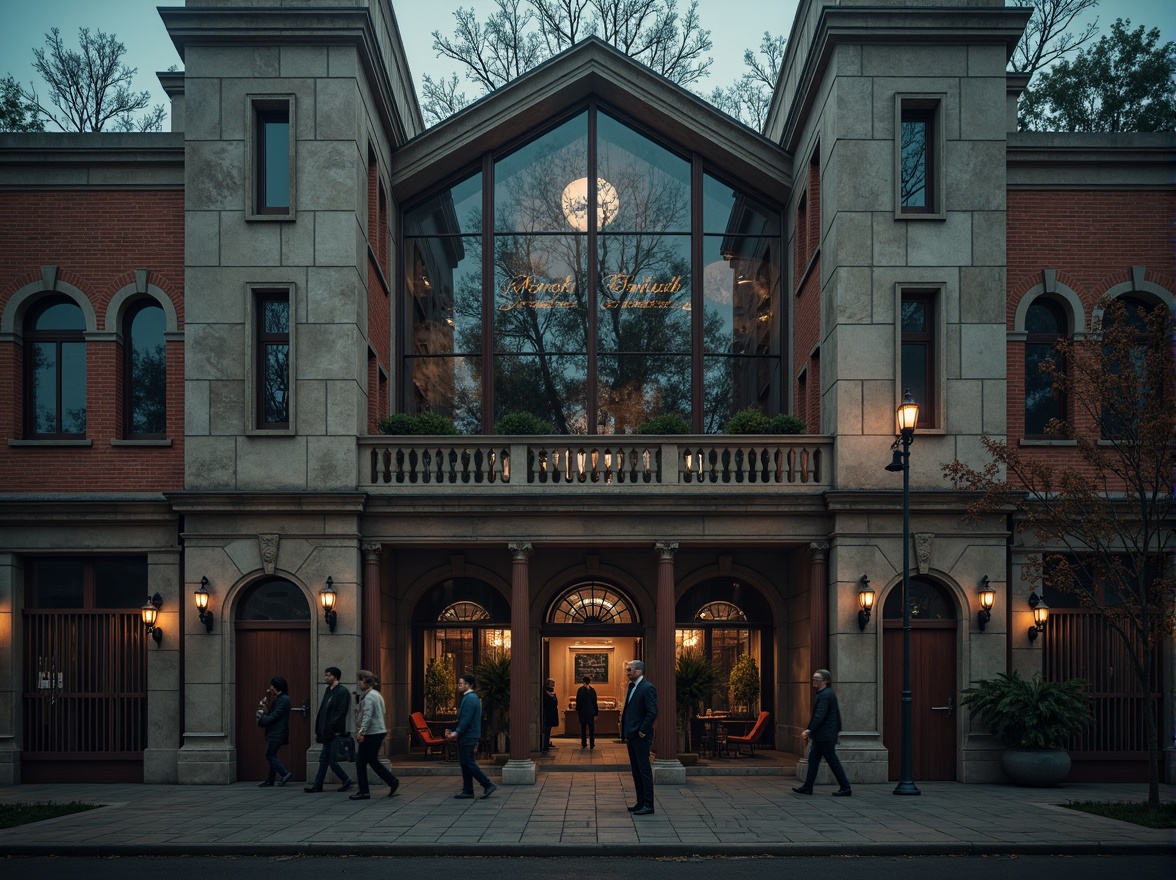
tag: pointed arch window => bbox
[549,582,636,625]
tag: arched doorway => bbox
[235,578,312,782]
[882,576,957,780]
[542,580,643,743]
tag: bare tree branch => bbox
[1009,0,1101,76]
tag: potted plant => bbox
[728,654,760,718]
[474,654,511,762]
[424,655,456,720]
[636,413,690,435]
[675,650,720,762]
[493,412,554,434]
[960,670,1093,787]
[378,411,459,435]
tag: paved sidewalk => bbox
[0,775,1171,856]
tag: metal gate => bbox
[22,610,147,782]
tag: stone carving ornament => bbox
[259,534,279,574]
[914,533,933,575]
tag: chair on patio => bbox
[410,711,454,760]
[727,710,770,757]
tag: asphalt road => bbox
[0,855,1171,880]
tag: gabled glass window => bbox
[402,104,784,434]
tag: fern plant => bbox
[675,650,720,753]
[960,670,1092,750]
[473,654,511,752]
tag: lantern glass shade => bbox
[859,586,875,611]
[194,586,210,611]
[896,390,919,434]
[141,602,159,628]
[978,586,996,612]
[1032,600,1050,629]
[320,584,337,612]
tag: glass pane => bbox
[263,119,289,209]
[32,341,58,434]
[1025,342,1060,435]
[597,234,690,353]
[882,578,955,620]
[408,237,483,356]
[901,343,928,411]
[702,173,780,236]
[29,559,84,609]
[405,171,483,236]
[494,353,587,434]
[95,557,148,609]
[597,353,690,435]
[1026,300,1064,335]
[60,341,86,434]
[238,579,311,621]
[494,234,587,353]
[675,628,705,654]
[34,301,85,331]
[263,343,289,423]
[703,355,778,433]
[494,113,587,233]
[901,299,927,333]
[431,627,474,704]
[479,628,511,662]
[129,305,166,435]
[263,299,289,334]
[900,116,928,208]
[702,235,776,355]
[408,355,482,434]
[597,112,690,232]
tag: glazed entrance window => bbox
[401,104,783,434]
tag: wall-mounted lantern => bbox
[1027,590,1049,642]
[320,577,338,633]
[141,593,163,645]
[194,576,214,633]
[977,575,995,632]
[857,575,875,631]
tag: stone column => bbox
[361,543,381,675]
[809,542,829,672]
[503,541,536,785]
[652,541,685,784]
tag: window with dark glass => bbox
[901,291,936,428]
[124,300,166,437]
[255,291,290,429]
[27,557,147,609]
[1101,296,1161,440]
[25,296,86,437]
[402,105,783,434]
[898,101,938,215]
[254,103,291,215]
[1024,298,1066,437]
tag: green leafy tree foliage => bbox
[0,75,44,131]
[424,655,457,718]
[20,28,165,132]
[944,296,1175,809]
[1019,19,1176,131]
[727,654,760,714]
[422,0,713,125]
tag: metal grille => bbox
[22,611,147,755]
[1043,608,1157,758]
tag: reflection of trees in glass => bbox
[28,299,86,435]
[900,115,928,208]
[128,303,166,435]
[260,298,289,425]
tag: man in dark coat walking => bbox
[576,675,599,748]
[305,666,352,792]
[621,659,657,815]
[256,675,292,786]
[793,668,852,796]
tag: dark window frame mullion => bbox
[586,103,599,434]
[481,152,494,433]
[255,292,291,429]
[691,156,704,432]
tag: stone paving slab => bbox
[0,776,1170,857]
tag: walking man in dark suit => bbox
[793,668,852,796]
[621,659,657,815]
[576,675,599,749]
[305,666,353,793]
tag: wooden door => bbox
[883,623,957,781]
[235,623,312,782]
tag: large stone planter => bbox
[1000,748,1071,787]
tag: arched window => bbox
[1024,297,1066,437]
[1101,295,1164,439]
[438,601,491,622]
[237,578,311,621]
[549,581,637,624]
[125,300,166,437]
[882,576,956,621]
[25,296,86,437]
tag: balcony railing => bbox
[359,435,831,493]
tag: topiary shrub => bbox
[377,412,458,435]
[493,412,554,434]
[723,407,769,434]
[636,413,691,435]
[767,414,806,434]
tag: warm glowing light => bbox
[562,177,619,231]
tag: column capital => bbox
[808,541,829,560]
[361,543,381,561]
[654,541,678,559]
[508,542,533,560]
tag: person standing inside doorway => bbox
[621,659,657,815]
[576,675,599,749]
[305,666,353,793]
[256,675,292,786]
[349,670,400,799]
[446,672,497,799]
[541,679,559,751]
[793,668,852,796]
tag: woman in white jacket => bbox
[349,670,400,799]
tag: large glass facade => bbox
[403,105,783,434]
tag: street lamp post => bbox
[885,389,921,796]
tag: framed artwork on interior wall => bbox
[574,652,609,684]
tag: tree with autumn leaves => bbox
[944,295,1174,810]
